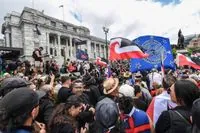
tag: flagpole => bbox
[102,26,109,60]
[32,0,34,9]
[161,51,165,79]
[59,5,65,21]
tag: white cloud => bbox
[0,0,200,44]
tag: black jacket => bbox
[156,106,192,133]
[36,96,54,125]
[57,87,73,104]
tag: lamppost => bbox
[103,26,109,59]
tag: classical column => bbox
[87,40,91,59]
[100,44,103,57]
[5,29,10,47]
[46,32,50,54]
[57,35,61,56]
[94,43,97,58]
[69,36,73,58]
[65,37,69,58]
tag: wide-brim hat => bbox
[103,78,119,95]
[123,71,131,78]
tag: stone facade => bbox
[0,39,5,47]
[187,34,200,48]
[1,7,107,64]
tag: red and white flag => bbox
[176,53,200,70]
[109,37,148,60]
[95,57,107,67]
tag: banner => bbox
[130,36,175,72]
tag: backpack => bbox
[32,50,38,59]
[120,108,151,133]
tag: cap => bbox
[0,87,42,120]
[0,77,31,96]
[95,98,119,128]
[119,84,135,97]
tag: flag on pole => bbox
[70,11,82,23]
[130,36,175,72]
[95,57,108,67]
[76,49,88,61]
[109,37,148,60]
[176,53,200,70]
[59,5,63,8]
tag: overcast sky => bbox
[0,0,200,44]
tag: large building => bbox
[1,7,107,64]
[187,34,200,48]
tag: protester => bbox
[0,77,31,97]
[119,84,148,111]
[190,98,200,133]
[82,74,101,106]
[118,96,154,133]
[100,77,120,101]
[94,97,125,133]
[36,84,55,126]
[147,74,177,125]
[0,87,46,133]
[32,47,44,72]
[57,75,72,103]
[48,95,87,133]
[156,80,200,133]
[135,73,152,105]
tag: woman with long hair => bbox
[48,95,86,133]
[156,79,200,133]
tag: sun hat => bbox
[103,78,119,94]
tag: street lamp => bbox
[103,26,109,59]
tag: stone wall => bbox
[0,39,5,47]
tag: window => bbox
[61,38,66,45]
[54,49,57,56]
[49,36,54,44]
[63,25,68,30]
[50,48,53,55]
[50,21,56,27]
[61,49,65,57]
[73,27,77,32]
[96,44,100,56]
[91,43,95,52]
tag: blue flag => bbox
[70,11,82,23]
[130,35,175,72]
[76,49,88,61]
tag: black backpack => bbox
[32,50,38,59]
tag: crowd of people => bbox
[0,50,200,133]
